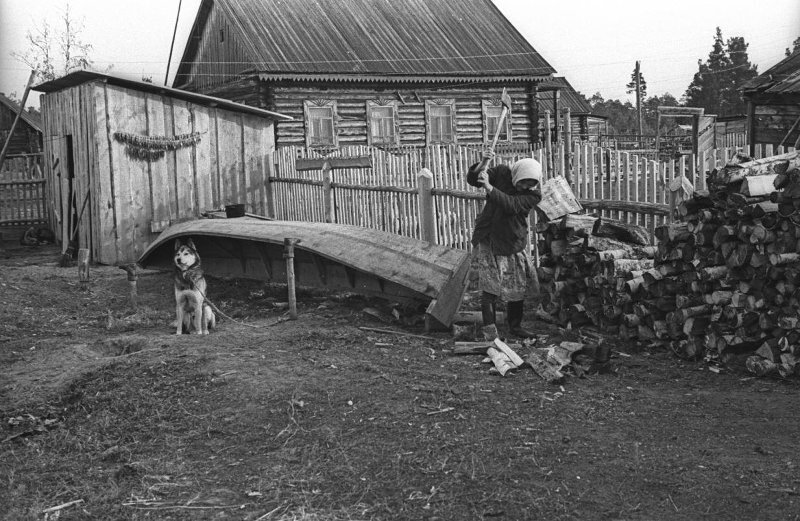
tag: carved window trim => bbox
[366,100,400,146]
[304,99,339,148]
[425,99,457,145]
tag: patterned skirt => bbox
[473,241,535,302]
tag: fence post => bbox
[322,161,335,223]
[264,155,276,219]
[418,168,436,243]
[562,108,572,184]
[544,111,554,177]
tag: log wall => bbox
[204,82,540,148]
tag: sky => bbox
[0,0,798,109]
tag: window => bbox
[367,101,399,145]
[425,100,456,144]
[304,100,338,147]
[482,99,511,143]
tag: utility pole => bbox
[635,60,643,147]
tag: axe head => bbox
[500,88,513,110]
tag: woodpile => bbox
[648,150,800,377]
[536,150,800,378]
[537,213,657,334]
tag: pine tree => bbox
[787,36,800,57]
[625,65,647,100]
[684,27,756,117]
[725,36,758,114]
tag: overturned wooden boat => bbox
[137,219,471,327]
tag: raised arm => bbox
[486,186,541,214]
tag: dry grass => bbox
[2,243,800,520]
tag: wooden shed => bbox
[32,71,291,265]
[0,92,43,155]
[742,50,800,154]
[172,0,557,149]
[537,77,608,143]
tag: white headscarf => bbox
[511,158,543,188]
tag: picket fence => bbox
[0,154,46,227]
[268,142,792,249]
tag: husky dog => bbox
[174,238,216,335]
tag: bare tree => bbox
[11,3,94,82]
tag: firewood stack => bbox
[537,214,655,334]
[651,150,800,377]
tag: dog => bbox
[173,238,216,335]
[19,226,56,246]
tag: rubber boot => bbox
[507,300,535,339]
[481,292,499,340]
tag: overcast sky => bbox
[0,0,798,108]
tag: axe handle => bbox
[478,106,510,185]
[488,106,509,153]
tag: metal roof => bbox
[0,92,43,132]
[743,50,800,96]
[182,0,555,80]
[32,70,292,120]
[536,77,597,116]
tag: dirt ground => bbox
[1,240,800,521]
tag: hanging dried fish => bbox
[112,131,204,161]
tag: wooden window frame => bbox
[482,99,512,144]
[304,100,339,148]
[366,100,400,146]
[425,99,457,145]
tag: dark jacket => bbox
[467,162,541,256]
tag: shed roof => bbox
[536,77,599,117]
[0,92,43,132]
[177,0,555,83]
[32,70,292,120]
[742,50,800,96]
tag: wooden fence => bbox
[0,153,47,228]
[269,141,793,249]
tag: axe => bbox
[489,88,513,152]
[479,89,513,183]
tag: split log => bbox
[452,341,520,355]
[493,338,524,367]
[592,217,651,246]
[714,150,800,185]
[486,347,517,376]
[741,174,779,197]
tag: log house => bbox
[172,0,559,150]
[742,50,800,155]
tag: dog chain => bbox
[190,282,291,330]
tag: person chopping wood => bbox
[467,150,542,340]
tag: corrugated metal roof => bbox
[206,0,555,78]
[536,77,595,116]
[743,49,800,96]
[0,92,43,132]
[31,71,292,120]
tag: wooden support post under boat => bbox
[284,238,300,320]
[77,248,90,285]
[119,264,139,308]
